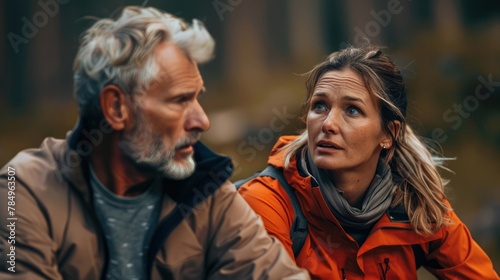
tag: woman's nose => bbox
[321,109,340,134]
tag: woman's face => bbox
[306,69,390,173]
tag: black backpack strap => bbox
[233,172,261,189]
[388,205,427,269]
[259,166,308,258]
[411,243,426,269]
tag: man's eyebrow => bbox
[176,86,205,97]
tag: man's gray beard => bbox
[119,111,198,180]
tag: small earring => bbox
[382,145,386,149]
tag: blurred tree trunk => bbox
[434,0,463,43]
[224,0,268,98]
[322,0,348,52]
[31,5,64,104]
[287,0,324,66]
[2,1,32,113]
[343,0,377,45]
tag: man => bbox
[0,6,309,280]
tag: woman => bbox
[238,46,499,279]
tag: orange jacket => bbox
[239,135,499,279]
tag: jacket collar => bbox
[161,141,233,203]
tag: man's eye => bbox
[175,95,191,104]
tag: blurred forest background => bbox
[1,0,499,276]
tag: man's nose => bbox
[185,100,210,132]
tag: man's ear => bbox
[381,120,402,149]
[99,85,130,131]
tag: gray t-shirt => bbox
[89,165,163,280]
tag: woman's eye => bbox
[312,101,327,112]
[346,106,361,115]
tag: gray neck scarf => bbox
[303,150,394,229]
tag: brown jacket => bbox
[0,135,309,280]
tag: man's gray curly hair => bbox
[73,6,215,127]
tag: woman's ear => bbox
[99,85,130,131]
[381,120,402,149]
